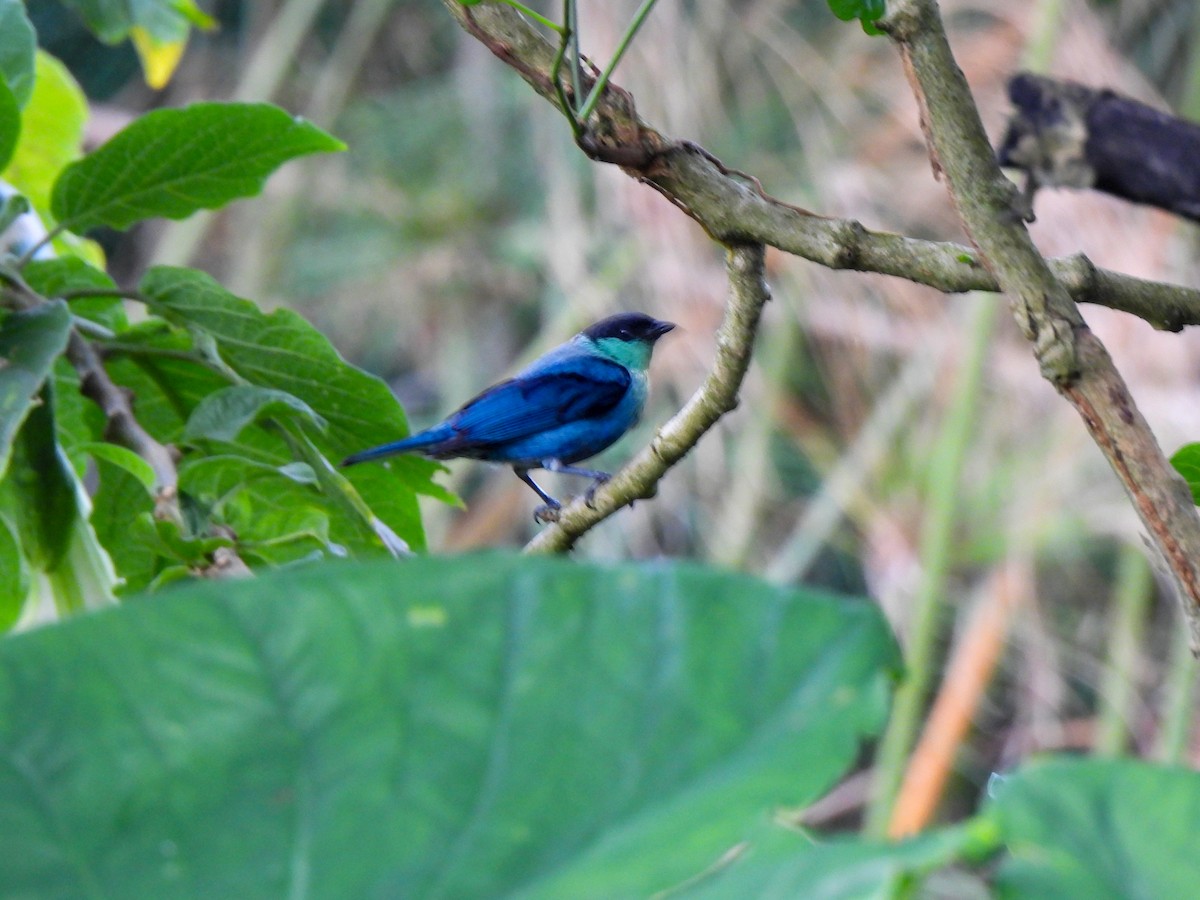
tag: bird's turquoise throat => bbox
[590,335,654,370]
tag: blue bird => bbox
[342,312,676,518]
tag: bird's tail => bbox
[341,423,455,467]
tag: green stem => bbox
[577,0,657,124]
[60,288,147,303]
[550,8,581,135]
[1180,3,1200,119]
[499,0,563,34]
[13,223,66,269]
[864,296,998,837]
[97,341,215,367]
[1156,611,1199,763]
[1093,545,1151,756]
[567,0,583,111]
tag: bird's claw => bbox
[533,502,562,524]
[584,474,612,509]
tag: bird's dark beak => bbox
[650,319,676,340]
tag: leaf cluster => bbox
[0,2,452,624]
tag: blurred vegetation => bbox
[25,0,1200,846]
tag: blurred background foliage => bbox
[33,0,1200,818]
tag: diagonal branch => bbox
[526,244,770,554]
[443,1,1200,332]
[878,0,1200,654]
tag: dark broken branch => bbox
[999,72,1200,223]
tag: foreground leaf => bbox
[0,555,897,897]
[51,102,345,233]
[986,757,1200,897]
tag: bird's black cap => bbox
[582,312,676,343]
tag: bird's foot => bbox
[533,501,562,524]
[584,473,612,509]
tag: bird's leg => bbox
[515,468,562,523]
[544,460,612,509]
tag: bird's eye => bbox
[619,328,632,339]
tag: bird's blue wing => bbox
[441,354,631,449]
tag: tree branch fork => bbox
[448,0,1200,651]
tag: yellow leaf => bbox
[130,27,188,90]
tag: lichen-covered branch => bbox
[881,0,1200,652]
[525,244,770,554]
[442,1,1200,331]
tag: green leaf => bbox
[0,512,27,631]
[89,461,159,594]
[827,0,886,33]
[52,358,104,474]
[683,822,989,899]
[23,256,116,296]
[0,0,36,107]
[986,757,1200,897]
[140,265,452,547]
[0,377,117,617]
[51,103,345,234]
[0,189,29,235]
[2,52,87,220]
[58,0,210,44]
[57,0,209,89]
[180,454,340,565]
[78,442,157,493]
[184,385,327,443]
[23,256,126,331]
[0,383,78,572]
[1170,443,1200,505]
[0,555,897,897]
[0,301,73,481]
[0,77,18,174]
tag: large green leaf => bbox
[0,555,897,898]
[51,103,345,233]
[0,0,35,108]
[0,301,73,481]
[986,757,1200,897]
